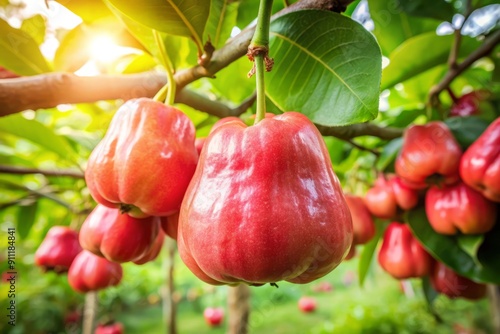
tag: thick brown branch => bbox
[0,72,167,116]
[429,29,500,106]
[0,164,84,178]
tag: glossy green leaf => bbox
[376,137,403,171]
[398,0,455,21]
[408,207,500,284]
[105,0,210,51]
[457,235,484,265]
[0,18,51,75]
[267,10,381,126]
[53,24,91,72]
[17,200,38,240]
[444,116,489,149]
[368,0,441,55]
[0,114,79,165]
[20,15,46,45]
[205,0,239,49]
[105,2,197,70]
[344,0,362,16]
[359,221,386,286]
[56,0,114,23]
[115,53,157,74]
[381,33,481,90]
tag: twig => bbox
[346,139,380,156]
[0,164,84,178]
[429,29,500,107]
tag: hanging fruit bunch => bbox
[365,116,500,300]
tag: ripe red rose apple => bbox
[298,297,317,313]
[203,307,224,327]
[430,262,486,300]
[345,195,375,245]
[35,226,82,273]
[94,322,123,334]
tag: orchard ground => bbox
[115,255,491,334]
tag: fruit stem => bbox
[254,54,266,123]
[153,30,176,106]
[248,0,274,125]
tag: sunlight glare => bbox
[89,35,120,63]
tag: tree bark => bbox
[227,284,251,334]
[488,285,500,334]
[82,291,97,334]
[162,238,177,334]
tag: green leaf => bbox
[359,221,386,286]
[408,206,500,284]
[376,137,403,171]
[444,116,489,149]
[104,3,197,70]
[398,0,455,22]
[368,0,441,55]
[53,24,91,72]
[57,0,114,23]
[17,200,38,240]
[381,33,481,90]
[0,114,79,165]
[115,53,157,74]
[0,18,51,75]
[205,0,239,49]
[343,0,362,17]
[267,10,381,126]
[20,15,46,45]
[104,0,210,52]
[457,235,485,265]
[421,276,439,306]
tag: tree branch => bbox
[429,29,500,106]
[0,0,398,142]
[0,164,84,178]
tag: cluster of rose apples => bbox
[346,118,499,300]
[33,97,356,329]
[48,98,353,288]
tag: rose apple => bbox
[35,226,82,273]
[344,245,356,261]
[298,297,317,313]
[194,138,206,155]
[85,98,198,217]
[378,222,432,279]
[203,307,224,327]
[345,195,375,245]
[395,122,462,188]
[161,212,179,240]
[450,91,488,117]
[68,250,122,293]
[178,112,352,285]
[79,205,160,263]
[133,230,165,265]
[364,174,418,219]
[430,262,486,300]
[459,117,500,202]
[425,181,497,235]
[95,322,124,334]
